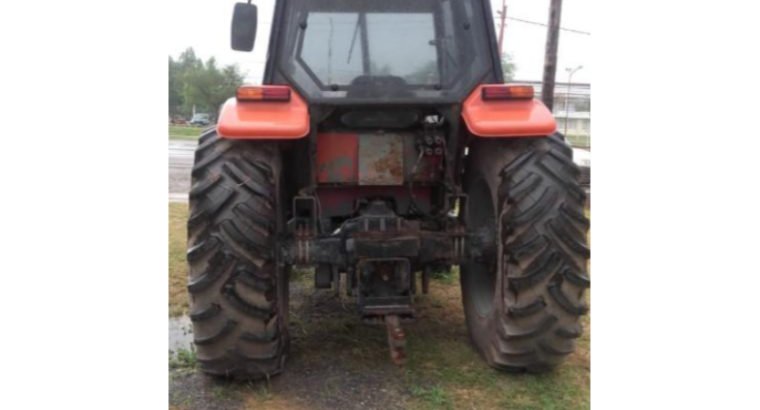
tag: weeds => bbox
[410,385,452,410]
[169,203,189,316]
[169,347,197,370]
[430,265,458,285]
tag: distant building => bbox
[518,81,591,148]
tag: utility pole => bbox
[541,0,563,111]
[497,0,507,55]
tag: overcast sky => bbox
[168,0,590,84]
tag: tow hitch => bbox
[281,199,496,366]
[385,315,407,366]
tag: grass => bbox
[398,273,590,410]
[169,203,189,316]
[567,134,590,149]
[410,385,452,410]
[169,347,197,370]
[168,204,591,409]
[169,125,203,141]
[429,266,457,285]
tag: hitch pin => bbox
[385,315,407,366]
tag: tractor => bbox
[186,0,589,379]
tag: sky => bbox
[168,0,591,84]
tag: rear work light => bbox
[481,84,534,101]
[236,85,291,102]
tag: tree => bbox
[501,53,516,82]
[176,48,203,73]
[168,47,246,120]
[168,57,184,116]
[182,57,245,121]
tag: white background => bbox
[1,0,759,408]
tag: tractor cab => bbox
[234,0,502,104]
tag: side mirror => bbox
[231,2,257,51]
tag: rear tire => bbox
[461,133,590,373]
[186,129,289,379]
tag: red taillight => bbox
[481,84,535,101]
[236,85,291,102]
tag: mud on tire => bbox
[186,129,289,379]
[461,133,589,373]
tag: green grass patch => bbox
[169,203,189,316]
[169,347,197,370]
[169,125,203,140]
[430,265,458,285]
[410,385,452,410]
[567,134,590,148]
[403,270,590,410]
[290,267,313,285]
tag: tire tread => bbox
[186,132,287,380]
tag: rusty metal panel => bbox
[358,133,404,186]
[316,133,358,184]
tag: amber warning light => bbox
[481,84,535,101]
[236,85,291,102]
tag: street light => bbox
[564,65,583,136]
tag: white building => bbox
[519,81,591,148]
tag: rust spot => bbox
[372,142,403,180]
[358,133,404,185]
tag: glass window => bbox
[300,13,364,86]
[299,12,440,87]
[277,0,495,102]
[367,13,438,85]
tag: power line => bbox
[502,16,590,35]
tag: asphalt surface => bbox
[169,140,195,202]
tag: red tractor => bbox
[187,0,589,379]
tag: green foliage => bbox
[501,52,516,81]
[169,47,245,121]
[168,58,184,116]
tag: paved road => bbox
[169,140,196,202]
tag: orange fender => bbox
[462,84,557,138]
[216,87,310,139]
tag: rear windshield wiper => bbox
[346,16,361,64]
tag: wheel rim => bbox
[463,177,498,317]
